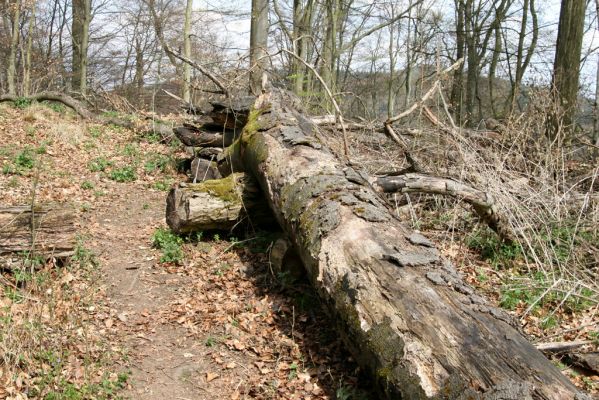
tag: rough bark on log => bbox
[166,173,270,233]
[0,205,76,259]
[174,126,238,147]
[231,90,585,399]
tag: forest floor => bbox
[0,102,597,399]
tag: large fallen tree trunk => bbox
[218,90,584,399]
[0,205,76,260]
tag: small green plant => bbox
[42,101,66,113]
[13,97,32,109]
[122,143,138,157]
[88,157,111,172]
[144,154,171,174]
[287,362,299,380]
[81,180,94,190]
[152,228,184,263]
[26,125,37,137]
[205,336,217,347]
[15,148,36,170]
[109,166,136,182]
[151,179,173,191]
[101,110,120,118]
[71,239,97,269]
[88,126,103,138]
[540,315,558,330]
[466,228,521,268]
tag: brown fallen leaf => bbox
[206,372,219,382]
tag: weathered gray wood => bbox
[0,205,76,259]
[232,90,585,399]
[189,158,221,182]
[165,173,270,233]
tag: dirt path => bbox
[83,180,372,400]
[87,182,209,399]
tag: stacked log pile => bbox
[166,91,588,399]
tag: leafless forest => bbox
[0,0,598,398]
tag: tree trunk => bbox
[182,0,193,102]
[223,90,584,399]
[6,0,21,95]
[72,0,91,94]
[23,0,36,96]
[548,0,586,139]
[0,205,76,259]
[249,0,269,95]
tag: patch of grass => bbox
[152,228,184,264]
[109,166,136,182]
[88,157,111,172]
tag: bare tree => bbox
[72,0,91,94]
[6,0,21,95]
[250,0,268,94]
[548,0,586,139]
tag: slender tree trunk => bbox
[72,0,91,95]
[488,22,501,118]
[593,0,599,150]
[450,0,465,124]
[249,0,269,95]
[7,0,21,95]
[23,0,36,96]
[404,3,413,108]
[182,0,193,102]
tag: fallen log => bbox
[0,205,76,260]
[223,90,585,399]
[165,173,271,233]
[174,126,238,147]
[0,91,93,118]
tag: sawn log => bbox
[0,205,76,259]
[229,90,586,399]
